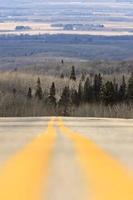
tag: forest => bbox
[0,65,133,118]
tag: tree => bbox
[101,81,115,105]
[60,73,64,79]
[12,88,17,97]
[93,73,102,102]
[70,66,76,81]
[127,73,133,101]
[37,77,41,86]
[47,82,56,106]
[119,75,126,102]
[71,89,79,106]
[27,87,32,99]
[113,78,119,102]
[35,77,43,100]
[81,72,86,81]
[50,82,56,97]
[58,86,71,115]
[83,77,93,102]
[78,81,83,104]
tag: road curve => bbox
[0,117,133,200]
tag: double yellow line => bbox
[0,117,133,200]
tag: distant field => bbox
[1,34,133,62]
[1,21,133,36]
[0,54,133,76]
[1,1,133,36]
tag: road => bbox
[0,117,133,200]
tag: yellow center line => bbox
[58,117,133,200]
[0,117,56,200]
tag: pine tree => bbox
[70,66,76,81]
[60,73,64,79]
[37,77,41,87]
[83,77,93,102]
[71,89,79,106]
[101,81,115,105]
[78,81,83,104]
[81,72,86,81]
[127,73,133,101]
[113,78,119,102]
[27,87,32,99]
[119,75,126,102]
[47,82,56,106]
[93,73,102,102]
[50,82,56,97]
[58,86,71,115]
[35,77,43,100]
[12,88,17,97]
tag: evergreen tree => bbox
[12,88,17,97]
[101,81,115,105]
[81,72,86,81]
[78,81,83,104]
[93,73,102,102]
[47,82,56,106]
[58,86,71,115]
[119,75,126,102]
[127,73,133,101]
[60,73,64,79]
[50,82,56,97]
[83,77,93,102]
[37,77,41,87]
[70,66,76,81]
[113,78,119,102]
[71,89,79,106]
[27,87,32,99]
[35,77,43,100]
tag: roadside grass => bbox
[72,103,133,119]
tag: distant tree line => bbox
[5,64,133,115]
[22,66,133,116]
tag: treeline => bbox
[9,66,132,116]
[1,34,133,43]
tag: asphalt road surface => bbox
[0,117,133,200]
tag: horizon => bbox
[0,0,133,36]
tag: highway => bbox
[0,117,133,200]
